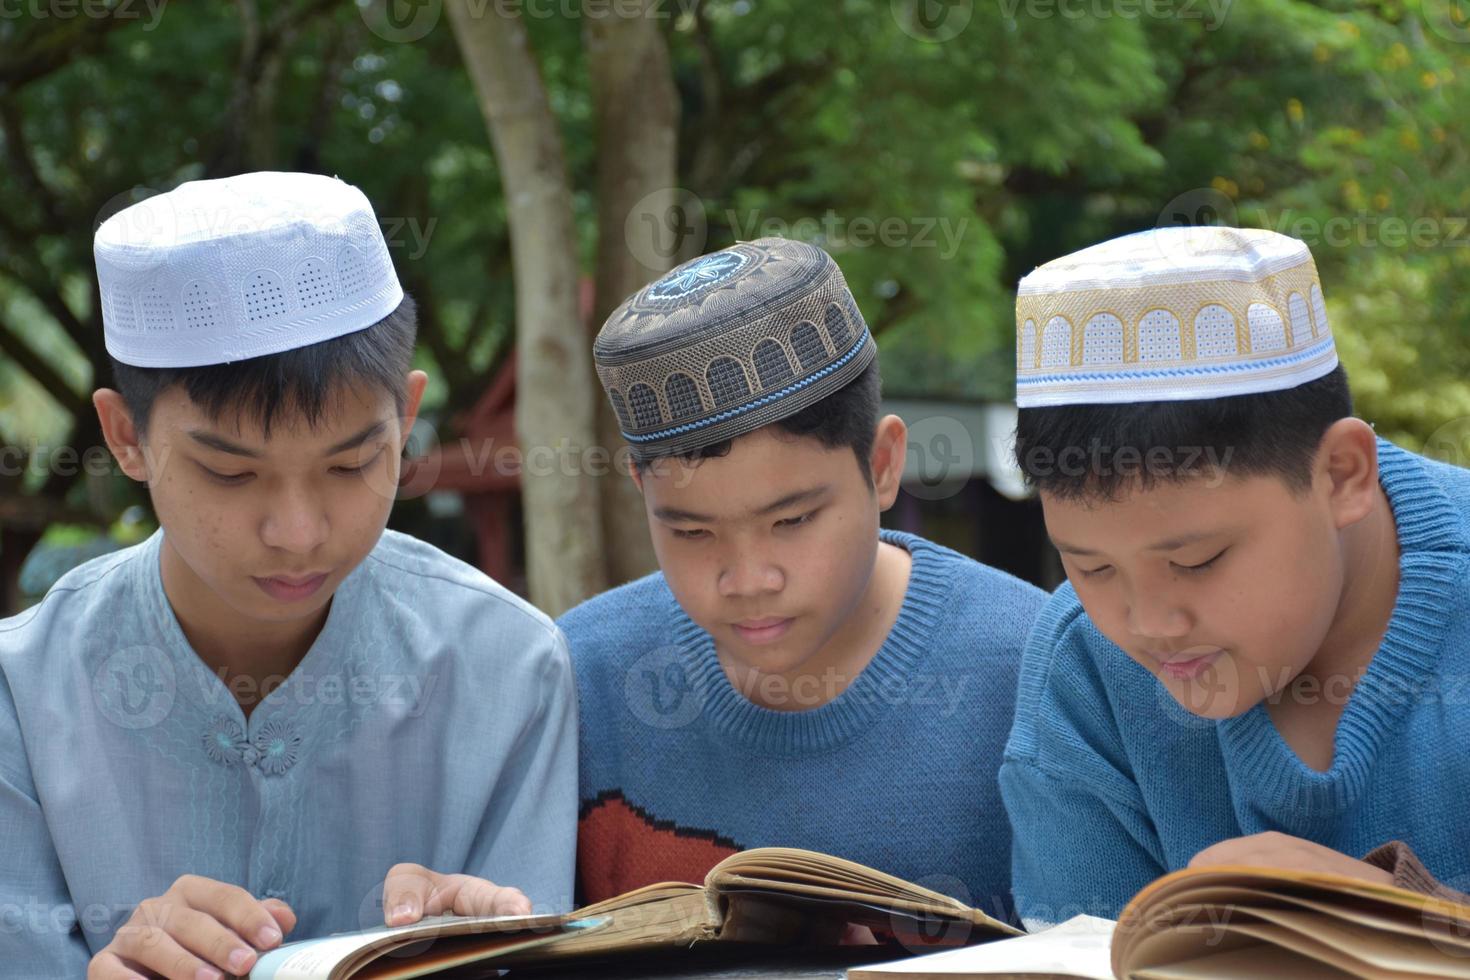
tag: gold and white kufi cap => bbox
[1014,227,1337,408]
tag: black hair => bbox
[634,360,883,484]
[111,295,418,439]
[1014,363,1353,501]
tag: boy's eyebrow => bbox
[653,485,832,525]
[1051,529,1228,557]
[186,430,264,459]
[186,419,391,459]
[324,419,392,456]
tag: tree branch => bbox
[0,317,88,419]
[0,215,93,356]
[0,3,128,92]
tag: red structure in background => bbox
[406,351,521,587]
[405,278,597,588]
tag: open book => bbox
[250,847,1019,978]
[518,845,1019,961]
[849,864,1470,979]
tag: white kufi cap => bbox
[94,171,404,368]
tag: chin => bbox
[728,641,821,678]
[1162,682,1255,720]
[241,584,335,620]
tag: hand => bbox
[382,864,532,926]
[87,875,295,980]
[1189,831,1394,886]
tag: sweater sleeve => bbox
[1362,841,1470,907]
[999,590,1168,929]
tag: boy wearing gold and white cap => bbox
[1000,226,1470,929]
[0,173,576,978]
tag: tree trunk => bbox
[447,0,606,616]
[584,0,678,586]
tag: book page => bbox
[249,913,574,980]
[707,848,1022,938]
[847,914,1117,980]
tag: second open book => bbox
[853,863,1470,979]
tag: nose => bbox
[717,544,784,599]
[1126,585,1191,641]
[260,482,329,555]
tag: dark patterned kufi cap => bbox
[594,237,877,457]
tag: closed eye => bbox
[200,464,253,486]
[1077,564,1113,579]
[1173,548,1227,574]
[776,510,818,529]
[670,528,710,540]
[331,448,385,476]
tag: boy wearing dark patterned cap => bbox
[558,238,1046,920]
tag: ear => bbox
[397,371,430,446]
[869,414,908,510]
[92,389,149,483]
[628,462,644,494]
[1315,417,1379,530]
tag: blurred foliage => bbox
[1,0,1469,572]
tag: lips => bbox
[1148,646,1225,681]
[731,617,793,645]
[253,572,330,602]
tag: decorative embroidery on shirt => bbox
[252,720,302,776]
[203,718,246,766]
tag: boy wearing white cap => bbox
[999,226,1470,928]
[0,173,576,978]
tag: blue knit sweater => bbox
[558,530,1046,920]
[1000,441,1470,929]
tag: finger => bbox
[173,876,284,951]
[129,904,262,978]
[87,950,149,980]
[383,863,439,926]
[432,876,532,918]
[108,918,229,980]
[262,898,297,936]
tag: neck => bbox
[718,539,912,711]
[159,539,327,715]
[1307,482,1402,694]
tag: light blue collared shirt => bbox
[0,528,577,976]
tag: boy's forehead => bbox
[1041,474,1290,547]
[155,384,394,447]
[643,430,852,513]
